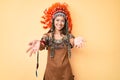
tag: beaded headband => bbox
[53,12,66,19]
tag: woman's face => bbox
[54,16,65,31]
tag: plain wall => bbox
[0,0,120,80]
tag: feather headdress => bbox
[40,2,72,32]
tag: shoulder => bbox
[42,32,52,40]
[63,33,75,40]
[43,32,51,37]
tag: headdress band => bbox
[53,12,66,19]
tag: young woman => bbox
[27,2,84,80]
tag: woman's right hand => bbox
[26,40,40,57]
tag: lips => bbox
[58,26,63,29]
[56,25,63,28]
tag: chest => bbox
[46,36,69,49]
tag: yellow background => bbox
[0,0,120,80]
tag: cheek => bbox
[54,21,57,26]
[61,22,65,26]
[54,21,58,25]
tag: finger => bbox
[29,40,37,46]
[75,44,79,48]
[80,43,83,48]
[77,43,82,48]
[82,42,85,48]
[78,43,81,47]
[77,44,81,48]
[74,44,77,48]
[81,41,85,48]
[33,49,38,54]
[28,40,35,45]
[28,42,33,45]
[78,42,84,48]
[82,40,86,44]
[29,49,34,57]
[26,47,32,53]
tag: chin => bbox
[57,28,62,31]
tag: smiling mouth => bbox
[56,25,62,27]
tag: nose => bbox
[58,21,62,25]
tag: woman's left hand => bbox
[74,37,85,48]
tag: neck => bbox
[54,30,63,40]
[54,30,61,35]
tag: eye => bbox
[56,19,59,21]
[61,20,65,23]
